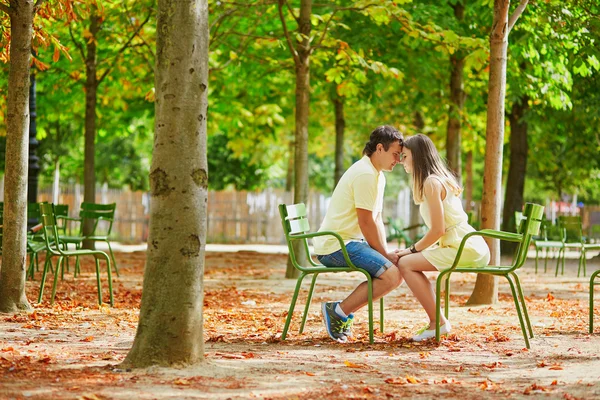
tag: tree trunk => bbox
[285,0,311,279]
[83,7,100,248]
[465,151,473,212]
[0,1,35,313]
[52,159,60,204]
[285,137,293,192]
[467,0,511,305]
[333,90,345,187]
[123,0,209,368]
[501,95,529,255]
[445,3,465,183]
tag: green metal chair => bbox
[279,203,384,344]
[533,219,563,274]
[435,202,544,349]
[37,203,114,306]
[58,202,119,277]
[581,226,600,280]
[386,217,424,247]
[555,216,585,277]
[53,204,69,235]
[591,269,600,334]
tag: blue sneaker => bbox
[342,314,354,339]
[321,302,349,342]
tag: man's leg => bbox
[338,266,402,315]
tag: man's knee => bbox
[379,265,402,287]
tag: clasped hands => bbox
[386,247,413,265]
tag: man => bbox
[314,125,404,342]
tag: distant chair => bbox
[556,216,585,277]
[56,202,119,277]
[591,269,600,334]
[533,219,563,274]
[38,203,113,306]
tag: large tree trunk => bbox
[501,95,529,255]
[82,7,100,247]
[285,137,294,192]
[0,1,35,313]
[465,150,473,212]
[445,3,465,183]
[123,0,209,368]
[52,159,60,204]
[285,0,311,279]
[467,0,511,305]
[333,90,345,187]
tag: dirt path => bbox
[0,251,599,399]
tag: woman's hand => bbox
[396,248,412,258]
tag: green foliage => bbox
[207,132,267,191]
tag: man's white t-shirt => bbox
[313,156,385,255]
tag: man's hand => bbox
[386,251,400,265]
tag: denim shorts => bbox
[316,241,394,278]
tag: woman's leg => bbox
[397,253,447,329]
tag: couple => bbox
[313,126,490,343]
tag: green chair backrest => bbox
[27,202,41,220]
[39,203,62,255]
[79,202,116,236]
[53,204,69,234]
[558,216,583,243]
[279,203,312,271]
[513,203,544,269]
[514,211,524,234]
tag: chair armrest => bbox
[288,230,362,270]
[446,229,523,271]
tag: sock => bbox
[335,302,348,319]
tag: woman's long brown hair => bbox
[403,134,462,204]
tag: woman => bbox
[396,134,490,341]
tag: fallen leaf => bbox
[344,360,365,368]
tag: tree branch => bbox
[508,0,529,33]
[283,0,299,24]
[0,3,13,17]
[97,11,152,85]
[277,0,299,65]
[68,25,86,63]
[313,9,339,51]
[33,0,47,13]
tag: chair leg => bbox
[95,257,103,306]
[104,253,113,306]
[51,256,65,305]
[435,270,450,343]
[444,273,451,319]
[106,240,119,277]
[38,256,53,303]
[591,271,598,334]
[555,248,562,277]
[505,274,531,349]
[379,297,384,334]
[511,272,533,339]
[299,273,318,334]
[281,272,307,341]
[364,272,375,344]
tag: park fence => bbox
[26,185,414,244]
[0,182,597,245]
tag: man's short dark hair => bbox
[362,125,404,157]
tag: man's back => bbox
[313,156,385,255]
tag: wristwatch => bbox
[409,244,418,254]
